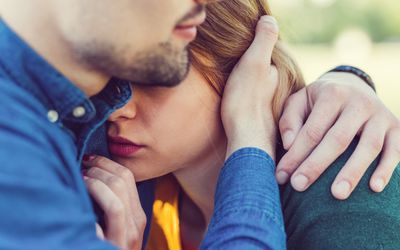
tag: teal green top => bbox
[281,140,400,249]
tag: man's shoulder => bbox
[0,77,76,178]
[0,77,55,143]
[0,77,44,113]
[281,139,400,207]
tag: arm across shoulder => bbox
[281,139,400,250]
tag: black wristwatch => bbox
[328,65,376,92]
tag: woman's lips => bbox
[108,136,143,157]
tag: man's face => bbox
[58,0,207,86]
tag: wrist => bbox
[326,65,376,92]
[225,124,277,161]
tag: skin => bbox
[0,0,208,96]
[278,72,400,199]
[107,67,227,182]
[0,0,211,248]
[82,16,400,248]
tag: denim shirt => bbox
[0,19,130,249]
[0,18,285,249]
[200,147,286,250]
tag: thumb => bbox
[243,15,279,65]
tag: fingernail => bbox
[332,181,351,200]
[260,15,277,24]
[373,178,385,192]
[291,174,309,191]
[259,16,279,32]
[282,130,295,149]
[276,171,289,184]
[83,155,95,161]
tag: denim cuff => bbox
[211,147,284,230]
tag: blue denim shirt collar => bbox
[0,19,132,159]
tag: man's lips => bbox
[108,136,143,157]
[173,11,206,41]
[175,10,206,29]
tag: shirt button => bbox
[47,110,59,123]
[115,85,121,95]
[72,106,86,118]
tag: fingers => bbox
[84,176,126,246]
[85,167,133,216]
[83,156,146,249]
[276,94,342,184]
[370,127,400,192]
[286,105,369,191]
[331,117,387,200]
[242,15,278,65]
[96,223,105,240]
[83,156,143,215]
[279,88,309,150]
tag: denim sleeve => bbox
[201,148,286,250]
[0,84,117,250]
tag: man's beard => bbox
[127,42,190,87]
[81,41,190,87]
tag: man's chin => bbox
[130,62,190,88]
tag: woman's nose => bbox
[108,99,137,122]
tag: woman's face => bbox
[107,66,227,181]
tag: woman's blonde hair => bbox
[190,0,305,122]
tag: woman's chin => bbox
[127,166,172,183]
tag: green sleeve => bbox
[280,140,400,250]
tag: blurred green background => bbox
[270,0,400,117]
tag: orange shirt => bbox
[147,175,183,250]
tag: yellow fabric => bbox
[147,175,182,250]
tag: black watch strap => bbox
[328,65,376,92]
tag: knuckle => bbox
[86,167,97,176]
[358,96,376,110]
[258,18,279,37]
[137,211,147,229]
[106,200,125,217]
[302,160,322,180]
[91,156,104,165]
[330,129,351,149]
[279,157,299,172]
[278,115,291,131]
[283,90,300,108]
[243,56,266,71]
[119,167,135,182]
[305,126,325,145]
[84,178,97,188]
[323,83,344,98]
[107,176,125,191]
[365,136,384,153]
